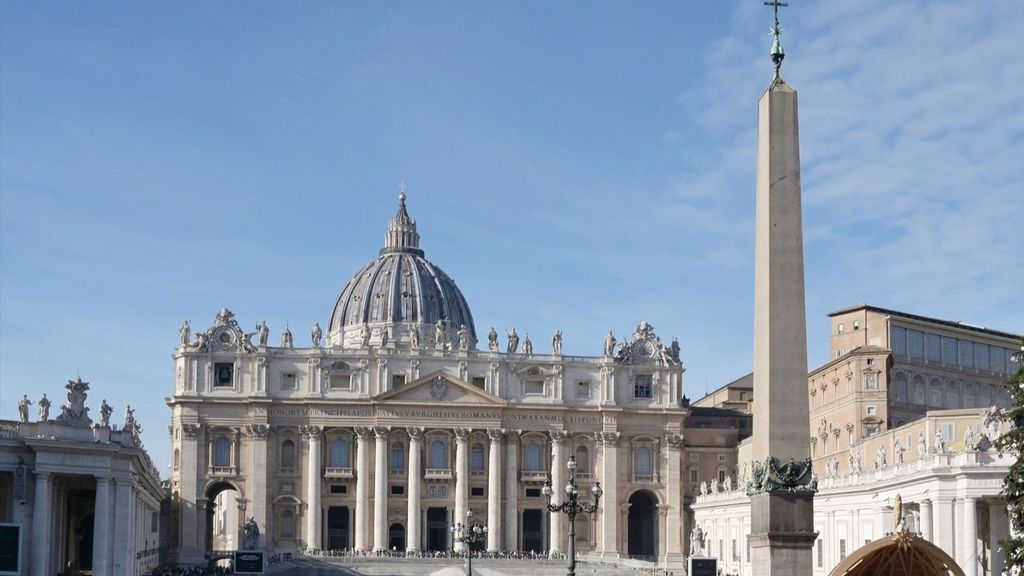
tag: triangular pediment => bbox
[372,370,507,405]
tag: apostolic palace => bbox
[165,195,721,569]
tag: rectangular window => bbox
[690,469,698,482]
[575,381,592,399]
[471,486,485,497]
[525,488,541,498]
[633,375,653,399]
[718,454,727,462]
[472,377,486,389]
[840,539,847,560]
[959,340,974,368]
[392,374,406,389]
[329,484,347,495]
[925,333,941,362]
[975,342,990,371]
[942,337,958,364]
[732,539,739,561]
[853,320,860,330]
[214,362,234,387]
[390,485,405,496]
[943,423,956,442]
[866,406,876,415]
[817,540,823,568]
[329,374,352,390]
[718,470,726,483]
[152,511,159,533]
[525,380,545,395]
[891,326,907,356]
[838,323,845,334]
[865,426,879,437]
[990,347,1006,374]
[907,330,924,359]
[282,372,297,390]
[715,436,726,446]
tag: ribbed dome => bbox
[327,194,477,348]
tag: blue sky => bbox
[2,1,1022,474]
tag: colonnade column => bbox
[31,472,51,576]
[454,428,470,553]
[93,476,111,576]
[355,427,372,551]
[112,475,134,576]
[549,431,568,554]
[487,429,503,551]
[989,500,1009,576]
[504,430,521,551]
[664,434,684,560]
[407,428,423,552]
[961,497,978,576]
[373,426,390,552]
[918,499,933,541]
[304,426,323,550]
[598,432,620,558]
[248,424,270,549]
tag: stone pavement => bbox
[272,556,662,576]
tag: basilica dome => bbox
[327,194,477,348]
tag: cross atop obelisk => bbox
[748,2,817,575]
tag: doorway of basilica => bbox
[426,507,448,552]
[627,491,657,560]
[327,507,350,550]
[522,509,545,553]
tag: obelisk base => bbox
[750,492,816,576]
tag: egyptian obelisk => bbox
[748,3,817,575]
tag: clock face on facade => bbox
[213,327,236,349]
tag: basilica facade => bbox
[167,195,731,568]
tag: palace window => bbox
[391,485,405,495]
[391,442,405,474]
[472,377,486,389]
[866,406,876,416]
[634,446,653,479]
[574,446,590,473]
[213,437,231,467]
[329,374,352,390]
[280,439,296,471]
[392,374,406,389]
[718,469,726,483]
[838,323,844,334]
[430,440,448,469]
[471,487,485,497]
[329,439,351,468]
[865,373,877,390]
[281,372,297,390]
[576,381,591,399]
[329,484,347,494]
[525,380,545,395]
[690,468,698,482]
[214,363,234,387]
[524,442,543,471]
[853,320,860,330]
[173,448,180,468]
[471,443,485,473]
[633,375,653,399]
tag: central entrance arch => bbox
[205,481,243,555]
[627,490,657,560]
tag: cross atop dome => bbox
[383,184,423,256]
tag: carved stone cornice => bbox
[487,428,505,442]
[301,425,324,439]
[598,431,621,447]
[665,433,684,449]
[181,424,201,439]
[246,424,270,439]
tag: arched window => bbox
[430,440,447,469]
[524,442,543,471]
[214,437,231,467]
[471,443,485,472]
[330,439,350,468]
[280,509,295,538]
[575,446,590,473]
[280,439,296,470]
[391,442,406,473]
[635,446,652,477]
[912,375,926,405]
[173,448,180,468]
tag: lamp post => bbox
[543,454,603,576]
[450,509,487,576]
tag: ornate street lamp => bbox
[450,509,487,576]
[543,454,603,576]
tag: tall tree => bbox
[996,346,1024,572]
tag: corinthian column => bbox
[599,432,620,558]
[31,472,52,576]
[407,428,423,552]
[303,426,323,550]
[549,431,569,554]
[454,428,471,552]
[373,426,390,552]
[487,429,504,551]
[355,427,372,551]
[504,430,521,551]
